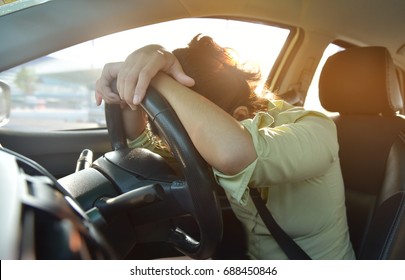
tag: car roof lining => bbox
[0,0,404,72]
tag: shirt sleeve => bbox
[127,126,177,167]
[213,106,340,205]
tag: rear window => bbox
[304,43,344,114]
[0,18,290,131]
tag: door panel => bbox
[0,129,111,178]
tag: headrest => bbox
[319,46,403,115]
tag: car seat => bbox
[319,46,405,259]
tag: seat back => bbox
[319,46,405,259]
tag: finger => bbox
[95,79,121,104]
[133,67,156,105]
[169,60,195,87]
[95,91,103,106]
[131,51,169,104]
[119,69,139,105]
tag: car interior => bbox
[0,0,404,260]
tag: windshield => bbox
[0,0,51,16]
[0,18,290,131]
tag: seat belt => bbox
[249,188,311,260]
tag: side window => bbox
[0,18,290,131]
[304,44,344,114]
[397,67,405,114]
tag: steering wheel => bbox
[104,85,223,259]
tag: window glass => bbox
[304,44,344,114]
[0,18,290,131]
[0,0,52,16]
[0,0,18,5]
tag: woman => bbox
[95,35,355,260]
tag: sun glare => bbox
[51,18,290,93]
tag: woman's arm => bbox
[121,106,148,141]
[96,45,257,175]
[150,73,257,175]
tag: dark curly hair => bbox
[173,34,268,119]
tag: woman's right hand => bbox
[95,45,195,109]
[117,44,195,106]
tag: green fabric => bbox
[129,100,355,260]
[214,100,355,259]
[127,124,180,171]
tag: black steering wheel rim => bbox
[105,86,223,259]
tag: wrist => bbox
[122,106,148,140]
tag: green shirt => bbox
[129,100,355,260]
